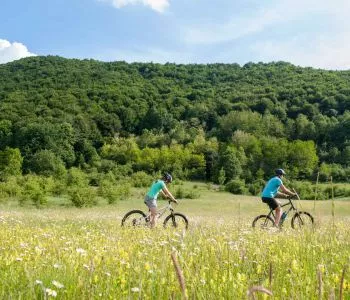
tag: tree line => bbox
[0,56,349,194]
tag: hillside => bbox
[0,56,349,183]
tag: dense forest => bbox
[0,56,350,204]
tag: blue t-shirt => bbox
[146,180,166,199]
[261,176,283,198]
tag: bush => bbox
[174,186,200,199]
[131,171,153,188]
[27,150,66,178]
[67,167,89,187]
[68,186,97,207]
[98,180,131,204]
[19,175,48,207]
[0,176,22,199]
[225,179,248,195]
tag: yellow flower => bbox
[291,259,298,271]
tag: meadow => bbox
[0,182,349,299]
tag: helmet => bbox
[163,172,173,183]
[275,169,286,176]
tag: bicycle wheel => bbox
[163,213,188,230]
[291,212,314,229]
[252,215,275,229]
[121,210,147,227]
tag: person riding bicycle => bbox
[144,173,177,228]
[261,169,296,226]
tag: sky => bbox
[1,0,350,69]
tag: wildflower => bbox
[52,280,64,289]
[35,280,43,285]
[291,259,298,271]
[105,272,111,277]
[16,257,23,262]
[45,288,57,297]
[76,248,86,255]
[53,263,61,269]
[131,287,140,292]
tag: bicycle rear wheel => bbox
[121,210,147,227]
[163,213,188,230]
[291,212,314,229]
[252,215,275,229]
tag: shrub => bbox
[131,171,153,188]
[175,186,200,199]
[225,179,248,195]
[19,175,48,207]
[68,186,97,207]
[98,180,131,204]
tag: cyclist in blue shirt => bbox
[145,173,177,228]
[261,169,296,226]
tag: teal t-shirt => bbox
[146,180,166,199]
[261,176,283,198]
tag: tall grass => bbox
[0,207,348,299]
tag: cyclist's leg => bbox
[149,207,157,228]
[274,205,282,226]
[262,197,281,226]
[144,195,157,228]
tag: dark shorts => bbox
[144,195,157,209]
[262,197,280,210]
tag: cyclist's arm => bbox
[161,186,177,203]
[280,184,296,196]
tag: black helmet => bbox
[163,172,173,183]
[275,169,286,176]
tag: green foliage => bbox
[0,176,22,199]
[67,167,89,187]
[68,186,98,207]
[1,56,350,185]
[225,179,249,195]
[0,147,23,181]
[98,180,131,204]
[19,175,49,207]
[130,171,153,188]
[27,149,66,178]
[174,186,200,199]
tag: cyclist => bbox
[144,173,177,228]
[261,169,296,226]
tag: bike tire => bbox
[163,213,189,230]
[252,215,275,229]
[291,211,314,229]
[121,210,147,227]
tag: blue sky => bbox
[1,0,350,69]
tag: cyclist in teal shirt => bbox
[145,173,177,228]
[261,169,296,226]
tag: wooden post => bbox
[330,176,335,228]
[313,172,319,212]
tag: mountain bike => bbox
[252,191,314,229]
[121,200,189,230]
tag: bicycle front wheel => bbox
[291,212,314,229]
[252,215,275,229]
[121,210,147,227]
[163,213,188,230]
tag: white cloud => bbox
[0,39,36,64]
[182,0,350,69]
[98,0,169,13]
[184,0,350,45]
[252,33,350,70]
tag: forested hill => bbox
[0,55,350,184]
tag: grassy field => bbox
[0,182,349,299]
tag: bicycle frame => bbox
[268,196,297,220]
[146,201,175,219]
